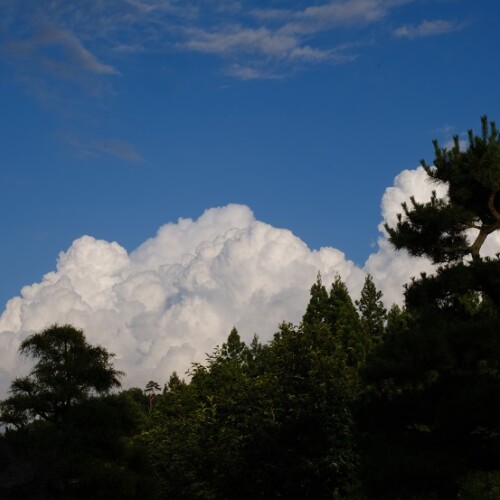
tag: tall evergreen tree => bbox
[356,274,387,345]
[329,276,368,368]
[302,275,370,369]
[302,272,330,327]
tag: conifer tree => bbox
[356,274,387,344]
[144,380,161,414]
[361,117,500,499]
[329,276,368,368]
[385,115,500,265]
[221,326,247,361]
[384,303,409,337]
[302,272,330,327]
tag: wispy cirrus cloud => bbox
[122,0,185,15]
[181,22,359,64]
[158,0,419,75]
[2,0,465,83]
[253,0,398,25]
[87,138,144,163]
[4,23,119,79]
[1,0,426,83]
[63,133,145,164]
[1,20,120,110]
[181,26,298,57]
[226,64,282,81]
[394,19,463,39]
[276,0,394,36]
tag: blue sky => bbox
[1,0,499,311]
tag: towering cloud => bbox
[0,205,364,393]
[3,167,496,395]
[363,166,447,304]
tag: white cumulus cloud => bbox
[3,167,497,396]
[364,166,448,304]
[0,204,365,394]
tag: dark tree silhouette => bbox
[0,323,122,428]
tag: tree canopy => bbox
[385,115,500,264]
[0,324,123,429]
[2,116,500,498]
[360,116,500,498]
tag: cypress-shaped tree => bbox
[329,276,368,368]
[302,272,330,327]
[356,274,387,345]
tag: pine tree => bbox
[144,380,161,414]
[385,115,500,265]
[361,117,500,499]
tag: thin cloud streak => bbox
[63,133,145,163]
[181,26,298,57]
[4,24,119,78]
[226,64,283,81]
[279,0,392,36]
[394,19,463,39]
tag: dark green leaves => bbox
[388,116,500,264]
[1,324,122,428]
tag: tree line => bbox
[1,116,500,499]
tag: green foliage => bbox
[385,191,471,263]
[386,116,500,264]
[144,380,162,413]
[427,117,500,224]
[144,307,362,498]
[3,391,157,499]
[356,274,387,344]
[0,324,122,429]
[0,324,157,499]
[404,259,500,311]
[360,117,500,499]
[459,471,500,499]
[302,274,370,369]
[384,303,409,337]
[266,321,359,497]
[6,117,500,498]
[329,277,370,368]
[143,329,269,499]
[302,272,331,327]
